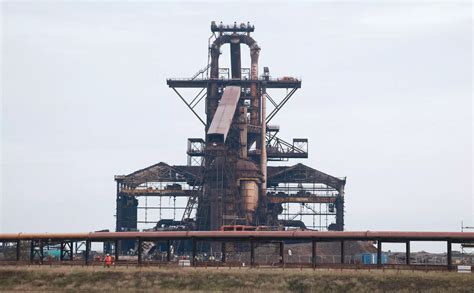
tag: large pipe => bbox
[1,231,474,241]
[249,46,260,126]
[239,106,248,158]
[207,34,259,128]
[260,92,267,208]
[230,35,241,79]
[207,46,221,128]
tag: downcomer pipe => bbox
[207,34,260,128]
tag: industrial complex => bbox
[115,21,345,237]
[1,22,473,272]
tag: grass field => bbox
[0,266,473,292]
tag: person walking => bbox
[104,254,113,268]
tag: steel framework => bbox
[114,22,346,245]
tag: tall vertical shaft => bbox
[230,35,241,79]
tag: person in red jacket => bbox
[104,254,113,268]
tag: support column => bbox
[377,240,382,268]
[16,240,21,261]
[191,238,196,266]
[30,240,35,263]
[221,242,226,263]
[85,240,90,266]
[340,241,345,264]
[114,239,119,262]
[260,91,267,214]
[39,240,44,264]
[60,241,64,261]
[137,238,143,265]
[167,240,171,262]
[447,240,452,271]
[405,241,410,265]
[279,241,284,266]
[70,241,74,261]
[311,240,317,268]
[250,239,255,267]
[335,192,344,231]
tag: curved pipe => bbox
[208,34,260,126]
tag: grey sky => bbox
[1,1,472,252]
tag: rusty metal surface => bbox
[207,86,241,143]
[1,231,473,242]
[120,23,341,234]
[166,78,301,89]
[267,163,345,190]
[269,196,337,204]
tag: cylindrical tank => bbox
[236,159,261,224]
[240,180,258,223]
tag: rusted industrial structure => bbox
[114,22,346,236]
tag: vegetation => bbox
[0,266,473,292]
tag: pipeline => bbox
[1,231,474,242]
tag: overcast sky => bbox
[1,1,472,251]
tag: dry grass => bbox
[0,266,473,292]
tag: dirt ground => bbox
[0,266,473,292]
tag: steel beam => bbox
[406,241,410,265]
[311,240,317,269]
[250,238,255,267]
[221,242,226,263]
[114,240,119,262]
[279,241,285,266]
[60,241,64,261]
[29,240,34,262]
[16,240,20,261]
[171,87,206,126]
[166,78,301,89]
[138,238,143,264]
[85,240,90,265]
[447,240,452,271]
[340,241,345,264]
[191,238,196,266]
[377,240,382,268]
[70,242,74,261]
[167,240,171,262]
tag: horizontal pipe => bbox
[0,231,473,242]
